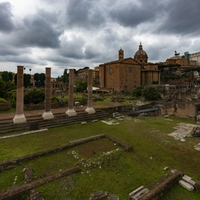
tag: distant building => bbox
[190,51,200,66]
[99,43,160,92]
[165,54,197,67]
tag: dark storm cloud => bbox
[59,36,85,59]
[84,45,100,59]
[0,45,22,56]
[12,10,63,48]
[109,0,163,27]
[156,0,200,36]
[65,0,106,29]
[0,2,15,32]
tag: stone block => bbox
[130,188,149,200]
[179,180,194,191]
[182,175,191,182]
[129,186,144,197]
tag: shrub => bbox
[51,96,60,103]
[0,98,6,105]
[24,89,45,104]
[142,86,161,101]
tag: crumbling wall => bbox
[162,101,197,120]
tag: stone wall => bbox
[161,101,197,120]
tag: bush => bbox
[0,98,6,105]
[142,86,161,101]
[132,86,144,97]
[24,89,45,104]
[51,96,60,103]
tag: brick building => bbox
[99,43,160,92]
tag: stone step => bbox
[0,110,112,134]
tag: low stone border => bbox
[0,134,133,172]
[195,180,200,191]
[140,171,184,200]
[0,129,48,140]
[105,135,133,152]
[0,166,81,200]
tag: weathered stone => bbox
[182,175,195,186]
[130,188,149,200]
[191,126,200,137]
[129,186,144,198]
[179,180,194,191]
[195,180,200,190]
[89,191,108,200]
[163,166,169,171]
[23,167,34,182]
[182,175,191,182]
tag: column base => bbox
[85,107,95,114]
[42,111,54,120]
[13,114,27,124]
[66,109,77,116]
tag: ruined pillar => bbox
[13,66,26,123]
[85,69,95,114]
[42,68,54,120]
[66,69,77,116]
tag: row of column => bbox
[13,66,95,124]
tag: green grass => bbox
[0,116,200,199]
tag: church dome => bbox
[134,43,148,63]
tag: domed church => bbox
[99,43,160,92]
[134,42,148,64]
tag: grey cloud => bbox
[12,10,63,48]
[65,0,106,29]
[156,0,200,36]
[59,36,85,59]
[0,2,15,32]
[84,45,100,59]
[109,0,163,27]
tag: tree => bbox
[1,71,13,82]
[0,79,6,98]
[142,86,161,101]
[75,80,87,93]
[34,73,45,87]
[24,74,31,88]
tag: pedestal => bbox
[13,114,26,124]
[85,107,95,114]
[42,111,54,120]
[66,109,77,116]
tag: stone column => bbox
[42,68,54,120]
[85,69,95,114]
[13,66,26,123]
[66,69,77,116]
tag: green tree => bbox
[24,74,31,88]
[75,80,87,93]
[1,71,13,82]
[34,73,45,87]
[142,86,161,101]
[0,79,6,98]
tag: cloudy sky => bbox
[0,0,200,77]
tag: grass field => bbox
[0,115,200,199]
